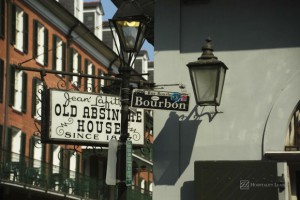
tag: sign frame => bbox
[131,89,190,111]
[42,89,144,147]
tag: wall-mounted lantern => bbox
[187,38,228,106]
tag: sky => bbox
[87,0,154,61]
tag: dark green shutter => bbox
[62,42,66,73]
[29,136,35,167]
[78,54,82,87]
[66,151,71,176]
[84,59,88,91]
[49,144,53,174]
[0,0,5,38]
[92,65,95,92]
[10,4,16,45]
[52,35,57,70]
[5,127,12,162]
[68,47,73,81]
[20,132,26,165]
[76,154,80,174]
[33,20,38,58]
[21,72,27,113]
[0,124,3,149]
[23,12,28,54]
[60,148,64,173]
[9,65,15,106]
[31,78,37,117]
[41,143,46,162]
[0,59,4,102]
[44,28,48,66]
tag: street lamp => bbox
[109,1,150,200]
[109,0,149,67]
[187,38,228,106]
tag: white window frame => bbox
[13,70,23,112]
[69,152,77,179]
[36,23,45,65]
[87,63,93,92]
[98,70,104,93]
[14,6,24,51]
[33,137,42,168]
[72,51,79,86]
[52,145,61,174]
[11,129,22,162]
[55,38,63,73]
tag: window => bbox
[0,0,5,38]
[6,127,26,163]
[52,35,66,73]
[0,59,4,102]
[32,78,43,120]
[33,20,48,66]
[29,136,45,168]
[68,151,79,179]
[285,101,300,150]
[10,65,27,113]
[11,5,28,53]
[84,59,95,92]
[98,69,105,93]
[52,144,62,174]
[68,47,81,87]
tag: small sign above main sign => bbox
[131,89,190,111]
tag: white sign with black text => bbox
[48,89,144,146]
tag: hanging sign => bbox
[43,89,144,146]
[131,89,190,111]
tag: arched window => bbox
[285,101,300,151]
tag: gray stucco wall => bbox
[153,0,300,199]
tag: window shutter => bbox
[20,132,26,165]
[84,59,88,91]
[66,151,71,176]
[29,136,35,167]
[68,47,73,81]
[92,65,95,92]
[78,54,82,87]
[60,148,64,173]
[0,124,3,149]
[23,12,28,54]
[49,144,53,174]
[62,42,66,73]
[0,59,4,102]
[9,65,15,107]
[52,35,57,70]
[33,20,38,58]
[10,4,16,45]
[6,127,12,162]
[31,78,37,117]
[44,28,48,66]
[21,72,27,113]
[0,0,5,38]
[76,153,80,174]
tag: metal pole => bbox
[117,64,131,200]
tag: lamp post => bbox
[187,38,228,106]
[109,1,150,200]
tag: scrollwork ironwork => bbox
[57,79,67,89]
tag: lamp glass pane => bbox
[190,67,218,103]
[115,20,145,52]
[216,66,226,104]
